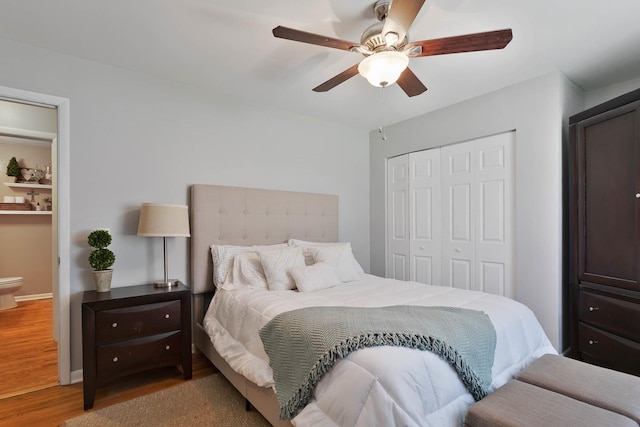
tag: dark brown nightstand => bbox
[81,282,192,410]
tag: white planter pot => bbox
[92,269,113,292]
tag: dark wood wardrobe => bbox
[568,88,640,376]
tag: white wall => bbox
[0,38,370,372]
[370,71,584,351]
[585,77,640,108]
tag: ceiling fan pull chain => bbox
[379,85,388,141]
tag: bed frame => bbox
[190,184,339,427]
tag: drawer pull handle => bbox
[112,322,118,328]
[588,306,599,312]
[165,314,170,319]
[113,356,119,362]
[588,340,598,345]
[165,345,171,350]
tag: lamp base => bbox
[154,279,180,288]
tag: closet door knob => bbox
[454,248,462,253]
[419,245,425,250]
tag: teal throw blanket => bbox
[259,305,497,419]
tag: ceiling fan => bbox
[273,0,512,97]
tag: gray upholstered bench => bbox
[465,354,640,427]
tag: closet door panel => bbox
[387,155,410,280]
[442,142,476,290]
[475,132,515,297]
[410,149,441,285]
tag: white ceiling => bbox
[1,0,639,130]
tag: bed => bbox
[190,184,557,427]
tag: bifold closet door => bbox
[387,151,442,285]
[441,141,477,290]
[387,155,410,280]
[409,149,442,285]
[474,133,514,298]
[441,132,514,296]
[386,131,514,296]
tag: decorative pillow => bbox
[210,243,287,287]
[308,243,364,283]
[257,246,305,291]
[290,262,341,292]
[288,239,366,274]
[223,252,268,289]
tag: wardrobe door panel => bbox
[577,106,640,290]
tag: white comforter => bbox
[203,274,556,427]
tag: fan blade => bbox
[396,67,427,97]
[382,0,426,45]
[411,29,513,57]
[273,26,359,52]
[313,64,360,92]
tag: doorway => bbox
[0,100,57,397]
[0,85,71,390]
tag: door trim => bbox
[0,85,71,385]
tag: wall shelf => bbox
[0,210,52,215]
[4,182,52,190]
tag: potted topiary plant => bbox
[87,229,116,292]
[6,157,20,182]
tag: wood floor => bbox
[0,352,217,426]
[0,299,58,400]
[0,298,218,426]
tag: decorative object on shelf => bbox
[6,157,20,182]
[87,229,116,292]
[0,195,32,210]
[20,168,43,183]
[40,165,52,185]
[43,197,52,211]
[137,203,190,288]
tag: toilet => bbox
[0,277,23,310]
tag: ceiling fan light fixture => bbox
[358,51,409,87]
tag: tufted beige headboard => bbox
[190,184,338,295]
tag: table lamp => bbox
[137,203,190,287]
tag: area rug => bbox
[61,375,271,427]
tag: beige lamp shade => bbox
[137,204,190,237]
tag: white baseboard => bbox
[70,369,83,384]
[16,293,53,301]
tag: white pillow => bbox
[210,243,287,287]
[290,262,341,292]
[288,239,366,274]
[258,246,305,291]
[308,243,363,283]
[223,252,267,290]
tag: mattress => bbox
[203,274,557,426]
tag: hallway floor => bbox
[0,298,58,399]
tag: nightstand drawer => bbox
[579,291,640,341]
[95,300,181,343]
[96,331,182,381]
